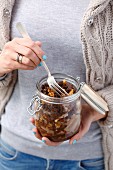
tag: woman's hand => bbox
[30,117,62,146]
[30,103,106,146]
[69,103,106,144]
[0,38,45,76]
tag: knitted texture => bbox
[81,1,113,169]
[0,0,17,115]
[81,0,112,89]
[98,86,113,170]
[0,0,113,169]
[0,0,15,49]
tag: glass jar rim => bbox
[36,73,81,104]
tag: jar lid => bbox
[80,83,109,115]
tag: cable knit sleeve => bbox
[0,70,17,116]
[80,1,113,127]
[97,85,113,170]
[80,1,113,169]
[0,50,13,88]
[97,85,113,126]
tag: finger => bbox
[11,41,40,66]
[1,43,36,72]
[35,41,42,47]
[21,54,47,67]
[13,38,45,61]
[69,125,82,145]
[69,131,82,145]
[18,55,47,68]
[32,128,42,140]
[2,55,34,71]
[41,137,62,146]
[10,52,34,70]
[69,122,91,144]
[14,61,35,70]
[20,56,36,67]
[4,51,41,71]
[29,117,35,125]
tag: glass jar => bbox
[28,73,82,142]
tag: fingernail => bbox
[38,55,47,66]
[72,140,77,144]
[38,62,43,66]
[42,55,47,60]
[33,131,36,135]
[42,140,46,143]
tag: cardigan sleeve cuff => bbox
[97,85,113,127]
[0,73,12,88]
[0,74,8,80]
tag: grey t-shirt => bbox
[1,0,104,160]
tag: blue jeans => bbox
[0,139,105,170]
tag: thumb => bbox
[42,137,62,146]
[69,121,91,145]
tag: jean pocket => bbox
[82,157,105,169]
[0,139,18,160]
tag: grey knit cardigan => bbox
[0,0,113,169]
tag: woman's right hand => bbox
[0,37,45,76]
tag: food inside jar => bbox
[35,80,81,142]
[41,79,76,97]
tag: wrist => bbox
[91,109,107,122]
[82,103,106,122]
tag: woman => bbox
[0,0,113,170]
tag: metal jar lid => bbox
[80,83,109,115]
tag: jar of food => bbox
[28,73,82,142]
[28,73,108,142]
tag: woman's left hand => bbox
[30,103,106,146]
[69,103,106,144]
